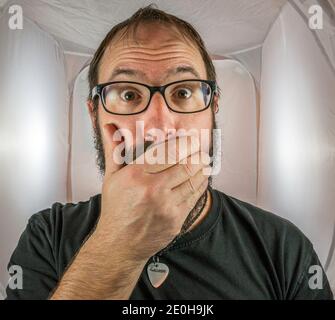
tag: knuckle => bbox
[127,166,140,180]
[155,174,170,190]
[187,178,196,193]
[143,184,156,199]
[160,208,176,227]
[182,162,194,177]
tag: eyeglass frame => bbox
[91,79,218,115]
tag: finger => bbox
[171,167,210,205]
[158,151,211,189]
[136,135,201,173]
[103,123,126,176]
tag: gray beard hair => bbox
[92,115,215,235]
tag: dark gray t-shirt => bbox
[6,188,333,299]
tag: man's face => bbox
[88,22,216,175]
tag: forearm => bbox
[50,231,146,300]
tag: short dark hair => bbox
[88,4,217,110]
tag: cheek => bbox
[175,109,213,132]
[174,110,213,152]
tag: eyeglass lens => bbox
[101,81,212,114]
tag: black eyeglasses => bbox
[91,79,217,115]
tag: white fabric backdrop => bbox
[70,66,102,203]
[289,0,335,74]
[212,60,258,204]
[0,0,287,56]
[258,1,335,286]
[0,16,68,291]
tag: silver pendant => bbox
[147,260,169,288]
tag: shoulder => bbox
[214,189,312,250]
[27,194,101,271]
[212,189,334,299]
[212,188,316,280]
[5,195,101,299]
[29,194,101,234]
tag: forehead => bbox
[98,23,207,84]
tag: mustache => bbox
[125,136,214,165]
[124,140,155,164]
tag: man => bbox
[6,6,333,300]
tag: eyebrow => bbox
[165,66,201,80]
[108,68,147,81]
[108,65,201,82]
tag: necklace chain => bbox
[153,190,208,263]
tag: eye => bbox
[175,88,192,99]
[120,90,140,102]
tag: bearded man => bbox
[6,5,333,300]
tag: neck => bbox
[188,189,212,233]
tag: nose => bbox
[143,92,176,143]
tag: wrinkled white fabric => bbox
[70,66,102,203]
[258,2,335,278]
[0,16,68,287]
[213,60,258,205]
[289,0,335,75]
[1,0,287,55]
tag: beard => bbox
[92,110,217,235]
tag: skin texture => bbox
[50,22,219,300]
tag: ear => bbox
[213,94,219,114]
[87,99,97,130]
